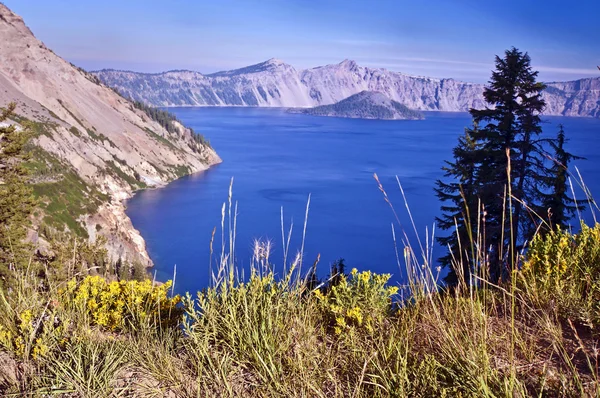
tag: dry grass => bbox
[0,178,599,397]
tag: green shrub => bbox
[521,223,600,325]
[315,269,398,335]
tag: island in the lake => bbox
[288,90,425,120]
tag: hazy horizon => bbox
[4,0,599,83]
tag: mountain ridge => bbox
[0,3,221,267]
[93,59,600,117]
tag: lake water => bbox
[126,108,600,294]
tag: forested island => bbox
[289,90,424,120]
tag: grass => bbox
[57,99,84,127]
[25,147,108,239]
[1,179,600,397]
[105,160,147,190]
[33,170,106,239]
[140,124,186,153]
[9,114,57,138]
[169,164,192,179]
[86,127,116,148]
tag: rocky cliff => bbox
[94,59,600,117]
[0,4,221,266]
[291,90,424,120]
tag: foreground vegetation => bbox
[1,217,599,397]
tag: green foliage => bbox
[315,268,397,335]
[105,159,147,190]
[169,164,192,178]
[68,125,82,138]
[132,99,211,149]
[143,126,179,151]
[435,128,482,285]
[0,103,36,284]
[33,168,107,238]
[41,231,110,281]
[183,271,309,390]
[9,113,56,138]
[541,124,586,231]
[436,48,583,284]
[521,223,600,325]
[85,127,116,148]
[132,100,181,135]
[1,239,600,396]
[41,339,128,397]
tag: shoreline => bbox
[120,156,223,271]
[158,105,595,118]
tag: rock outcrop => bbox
[94,59,600,117]
[0,4,221,266]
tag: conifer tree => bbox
[540,124,585,230]
[0,103,35,283]
[435,127,482,285]
[472,48,546,276]
[437,48,555,284]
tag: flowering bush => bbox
[0,308,57,360]
[315,269,398,335]
[523,224,600,286]
[521,223,600,324]
[61,276,182,331]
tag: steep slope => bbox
[292,90,424,120]
[94,59,600,117]
[0,4,221,266]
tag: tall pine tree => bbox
[437,48,556,284]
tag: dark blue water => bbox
[126,108,600,294]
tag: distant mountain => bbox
[0,4,220,266]
[291,91,424,120]
[93,59,600,117]
[543,78,600,117]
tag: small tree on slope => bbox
[0,103,35,285]
[539,124,586,231]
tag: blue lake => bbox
[125,108,600,294]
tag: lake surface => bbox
[126,108,600,294]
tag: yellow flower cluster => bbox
[523,224,600,285]
[62,276,182,331]
[19,310,34,332]
[0,310,50,359]
[0,325,16,353]
[315,269,397,336]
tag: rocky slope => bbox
[0,4,221,266]
[94,59,600,117]
[291,90,424,120]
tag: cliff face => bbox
[544,78,600,117]
[94,59,600,117]
[0,4,221,266]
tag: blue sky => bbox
[4,0,599,82]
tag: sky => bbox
[4,0,599,83]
